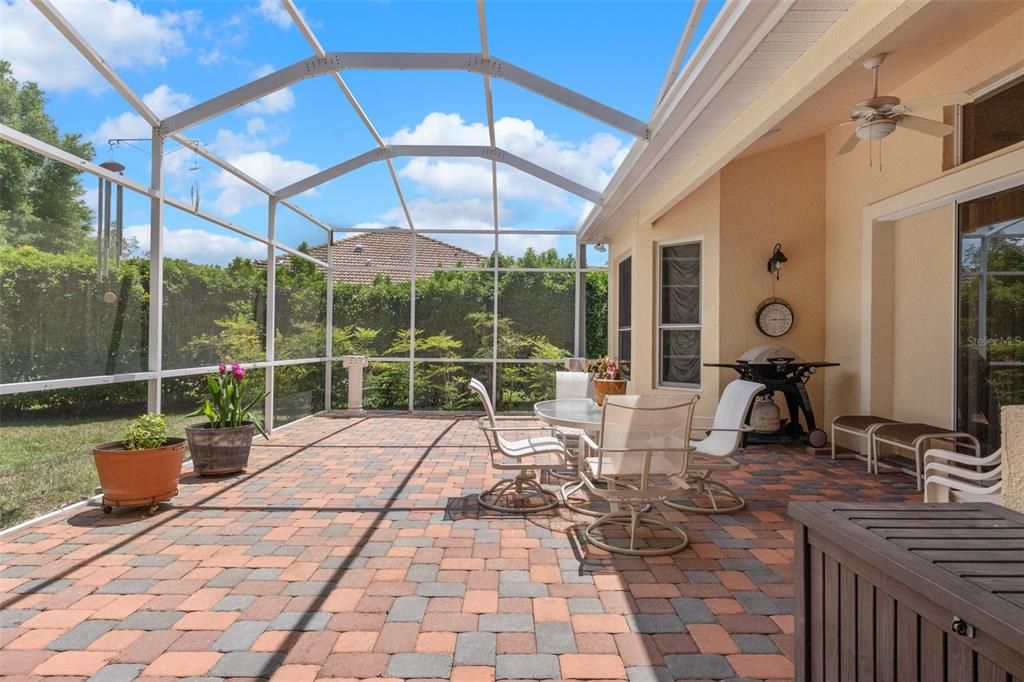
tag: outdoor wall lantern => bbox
[767,243,788,280]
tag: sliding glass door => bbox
[958,185,1024,454]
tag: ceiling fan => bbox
[837,54,974,156]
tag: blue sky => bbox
[1,0,721,264]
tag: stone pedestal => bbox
[1001,405,1024,512]
[341,355,369,416]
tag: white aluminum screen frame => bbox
[1,0,718,424]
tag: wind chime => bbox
[96,160,125,288]
[189,143,202,212]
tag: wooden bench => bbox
[790,501,1024,681]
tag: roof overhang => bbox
[579,0,931,244]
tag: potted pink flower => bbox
[587,356,629,406]
[185,362,269,475]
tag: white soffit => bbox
[579,0,856,243]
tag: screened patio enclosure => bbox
[0,0,725,528]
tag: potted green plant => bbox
[185,362,269,475]
[587,356,629,406]
[93,413,186,514]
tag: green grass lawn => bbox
[0,413,193,530]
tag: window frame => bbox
[615,253,632,372]
[656,238,703,389]
[955,68,1024,167]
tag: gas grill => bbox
[706,345,838,447]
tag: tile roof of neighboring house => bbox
[279,228,488,284]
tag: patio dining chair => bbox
[576,393,699,556]
[665,379,765,514]
[469,378,568,513]
[923,447,1003,504]
[549,370,594,482]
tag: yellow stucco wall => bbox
[608,138,826,418]
[609,175,721,419]
[719,137,827,419]
[606,5,1024,429]
[1002,405,1024,511]
[890,205,956,425]
[825,6,1024,422]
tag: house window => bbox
[960,74,1024,164]
[617,256,631,368]
[658,241,701,387]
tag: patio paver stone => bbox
[0,414,917,682]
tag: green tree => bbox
[0,61,94,252]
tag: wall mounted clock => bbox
[755,298,794,337]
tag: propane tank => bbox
[750,395,781,434]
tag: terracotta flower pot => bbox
[93,439,186,513]
[185,422,256,475]
[593,378,627,406]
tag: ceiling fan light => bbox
[855,120,897,141]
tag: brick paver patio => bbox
[0,414,917,681]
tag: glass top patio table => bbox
[533,398,603,431]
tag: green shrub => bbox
[124,413,168,450]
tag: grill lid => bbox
[739,344,801,364]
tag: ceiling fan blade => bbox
[837,129,861,155]
[898,115,954,137]
[902,92,973,112]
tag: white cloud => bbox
[388,197,502,230]
[435,232,561,258]
[385,112,626,208]
[255,0,292,28]
[0,0,192,93]
[92,85,193,142]
[243,64,295,114]
[387,113,490,146]
[93,112,152,144]
[142,84,194,118]
[492,233,562,256]
[209,117,288,158]
[124,224,266,265]
[210,151,319,215]
[197,47,226,66]
[399,157,495,198]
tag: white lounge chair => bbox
[665,379,765,514]
[576,393,698,556]
[469,378,567,513]
[923,447,1003,504]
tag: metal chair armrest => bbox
[924,473,1002,499]
[923,460,1002,482]
[481,425,556,433]
[923,447,1000,467]
[578,431,600,452]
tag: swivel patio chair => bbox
[576,393,698,556]
[665,379,764,514]
[549,370,593,481]
[469,378,568,513]
[923,447,1003,504]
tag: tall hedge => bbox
[1,244,607,416]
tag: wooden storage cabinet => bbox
[790,502,1024,681]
